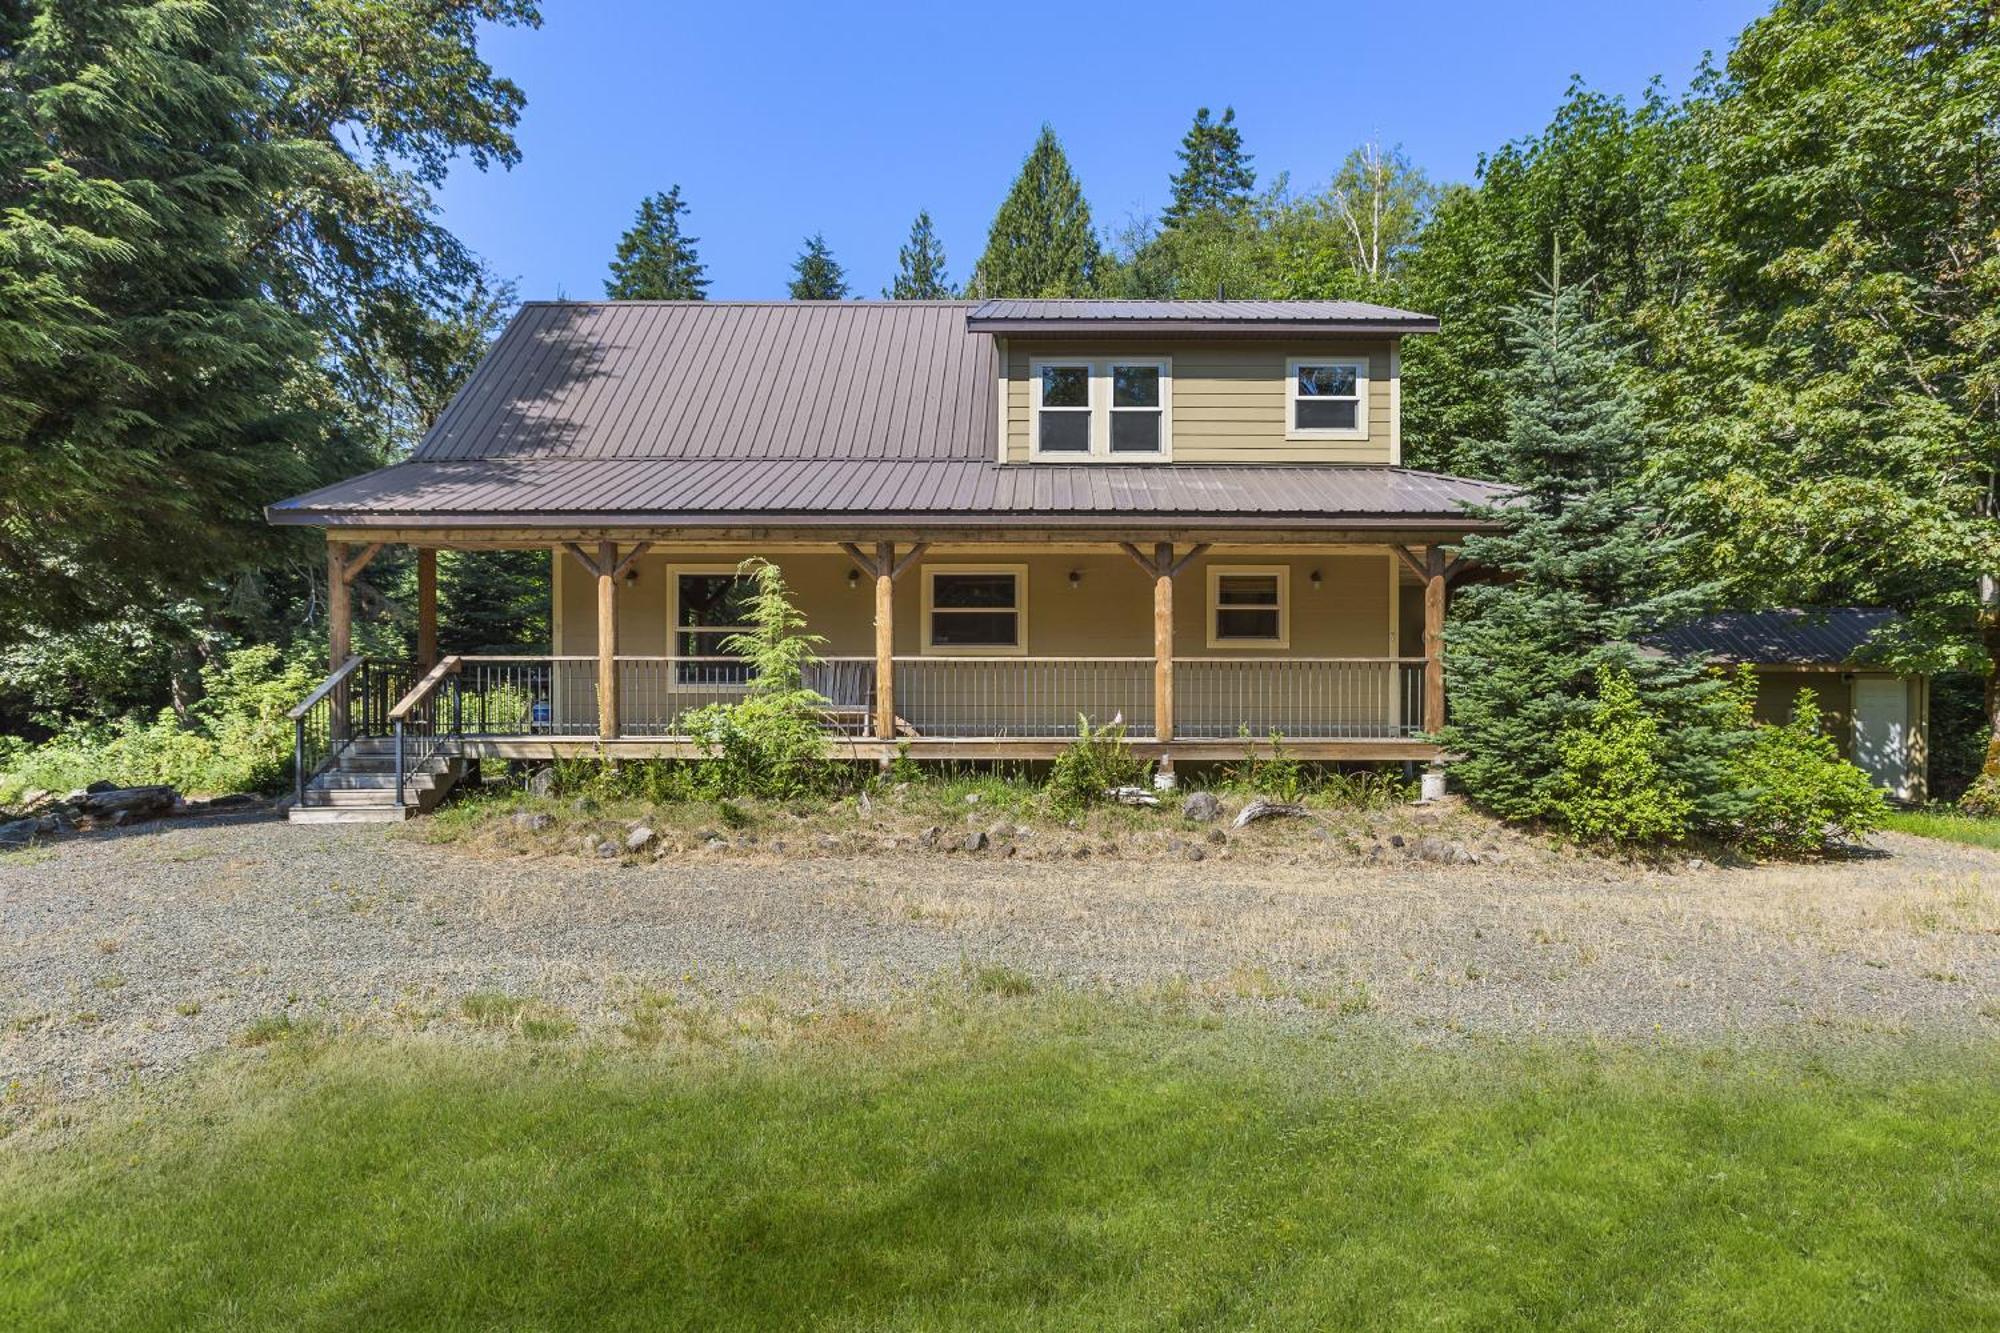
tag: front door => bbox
[1850,676,1910,800]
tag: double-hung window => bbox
[672,568,757,684]
[1207,566,1289,648]
[923,566,1026,654]
[1286,358,1368,440]
[1031,359,1171,459]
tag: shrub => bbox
[0,645,316,800]
[1219,730,1306,802]
[1046,714,1149,813]
[1726,672,1886,855]
[682,560,833,799]
[1545,666,1694,846]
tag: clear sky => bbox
[433,0,1771,303]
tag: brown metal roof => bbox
[269,459,1510,528]
[1646,610,1905,668]
[411,301,992,463]
[966,299,1438,335]
[269,300,1498,530]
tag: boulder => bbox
[0,817,39,848]
[512,812,554,832]
[1232,798,1309,829]
[917,825,942,850]
[72,785,177,821]
[1181,791,1223,823]
[624,826,656,853]
[962,830,989,853]
[1183,844,1206,863]
[525,766,556,798]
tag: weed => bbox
[971,965,1036,998]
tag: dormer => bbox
[967,299,1438,467]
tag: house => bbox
[270,299,1507,819]
[1647,609,1930,803]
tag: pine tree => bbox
[604,187,708,300]
[1444,276,1738,829]
[1162,106,1256,227]
[971,125,1099,297]
[787,233,849,300]
[884,210,955,299]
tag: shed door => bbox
[1850,676,1910,800]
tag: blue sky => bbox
[434,0,1770,303]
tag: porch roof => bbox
[266,457,1511,530]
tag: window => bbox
[1109,362,1165,454]
[1207,566,1289,648]
[1287,358,1368,439]
[923,566,1026,654]
[672,568,756,683]
[1030,358,1172,459]
[1035,363,1092,454]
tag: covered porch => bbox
[298,527,1473,793]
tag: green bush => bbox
[1725,672,1886,855]
[1545,666,1694,846]
[681,560,833,800]
[1046,715,1150,813]
[1219,730,1306,802]
[0,645,316,801]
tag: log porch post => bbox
[327,540,352,668]
[1152,541,1174,745]
[873,540,896,742]
[1423,547,1447,734]
[596,539,618,740]
[415,548,438,669]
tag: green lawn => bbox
[1881,807,2000,851]
[3,1006,1997,1329]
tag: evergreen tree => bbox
[971,125,1098,298]
[1162,106,1255,227]
[884,210,955,299]
[1444,277,1737,829]
[604,186,708,299]
[787,233,849,300]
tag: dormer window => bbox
[1287,358,1368,440]
[1031,358,1173,460]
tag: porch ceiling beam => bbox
[889,541,929,580]
[838,542,881,578]
[1118,541,1161,577]
[1392,544,1428,581]
[1165,542,1210,578]
[562,541,607,579]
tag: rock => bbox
[1206,828,1227,845]
[525,767,556,798]
[1232,798,1309,829]
[85,779,117,794]
[596,840,619,859]
[0,817,39,847]
[1415,836,1477,865]
[1070,844,1091,859]
[1108,786,1160,807]
[1181,791,1223,823]
[625,826,656,853]
[815,833,839,851]
[579,835,604,856]
[512,812,554,832]
[696,828,721,842]
[917,825,942,850]
[1389,834,1406,849]
[1183,844,1206,863]
[964,793,981,805]
[34,813,71,834]
[987,822,1015,842]
[1411,810,1442,827]
[962,830,989,853]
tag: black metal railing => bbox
[288,657,417,804]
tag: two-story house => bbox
[269,299,1508,818]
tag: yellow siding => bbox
[1002,338,1398,465]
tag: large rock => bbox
[1181,791,1222,823]
[625,826,656,853]
[525,766,556,798]
[0,817,39,847]
[512,812,554,832]
[71,785,177,821]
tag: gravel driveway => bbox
[4,814,1998,1116]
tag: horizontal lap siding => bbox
[1004,339,1396,465]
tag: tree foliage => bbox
[885,209,954,299]
[605,186,708,300]
[787,232,849,300]
[1162,106,1255,227]
[972,125,1098,298]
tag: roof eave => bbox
[962,318,1440,337]
[266,506,1501,532]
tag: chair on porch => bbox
[809,659,919,738]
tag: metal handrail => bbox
[286,655,364,720]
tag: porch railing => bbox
[616,656,877,738]
[894,657,1157,738]
[1175,658,1427,740]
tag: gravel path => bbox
[4,814,1998,1114]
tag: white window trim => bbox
[1285,357,1370,442]
[1206,564,1291,650]
[921,563,1028,656]
[1029,357,1173,461]
[667,563,758,689]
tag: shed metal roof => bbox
[1647,610,1903,667]
[966,299,1438,335]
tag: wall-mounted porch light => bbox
[847,567,861,589]
[1308,569,1323,588]
[1068,570,1082,589]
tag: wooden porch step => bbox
[289,758,466,822]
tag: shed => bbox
[1648,610,1928,802]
